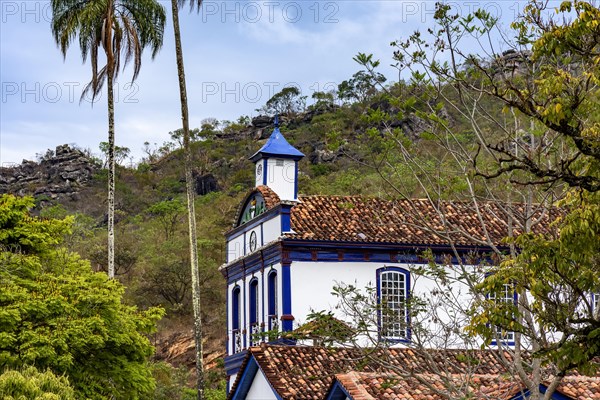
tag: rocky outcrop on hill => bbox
[195,173,220,196]
[153,330,225,371]
[0,144,99,201]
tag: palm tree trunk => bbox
[171,1,204,398]
[106,3,116,280]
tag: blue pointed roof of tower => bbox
[249,117,304,162]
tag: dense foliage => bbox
[0,195,163,399]
[0,366,75,400]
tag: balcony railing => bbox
[268,314,279,331]
[232,329,242,354]
[250,323,262,346]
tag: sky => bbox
[0,0,532,165]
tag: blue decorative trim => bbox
[281,205,292,233]
[232,286,241,330]
[222,240,499,284]
[261,269,266,335]
[230,355,283,400]
[376,266,411,343]
[260,223,264,248]
[294,161,299,200]
[262,158,268,186]
[249,278,259,325]
[510,384,572,400]
[283,239,503,258]
[268,270,277,319]
[268,337,297,346]
[225,284,229,355]
[243,231,246,258]
[242,279,247,349]
[230,357,259,399]
[225,244,282,284]
[224,350,247,376]
[326,381,352,400]
[490,340,516,347]
[281,262,293,331]
[249,126,305,162]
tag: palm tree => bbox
[51,0,166,279]
[169,1,205,398]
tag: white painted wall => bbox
[227,264,282,356]
[246,368,277,399]
[228,259,495,354]
[227,235,245,263]
[290,261,480,348]
[255,162,263,188]
[263,215,281,242]
[265,158,296,201]
[226,215,282,262]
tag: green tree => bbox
[337,68,386,104]
[99,141,131,167]
[168,0,206,396]
[147,199,186,241]
[390,1,600,192]
[310,91,335,112]
[51,0,166,279]
[471,190,600,375]
[0,195,164,399]
[262,86,306,116]
[0,366,75,400]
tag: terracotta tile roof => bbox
[335,373,600,400]
[334,372,524,400]
[256,185,281,209]
[556,376,600,399]
[232,186,281,228]
[229,344,600,399]
[228,344,515,400]
[287,196,558,247]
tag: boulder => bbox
[195,173,220,196]
[0,144,98,201]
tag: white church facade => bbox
[218,123,560,394]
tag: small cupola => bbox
[249,116,304,201]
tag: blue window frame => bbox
[267,270,278,331]
[376,267,410,342]
[249,279,259,325]
[232,286,241,330]
[231,286,242,353]
[249,278,260,346]
[489,283,517,345]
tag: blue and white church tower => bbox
[221,120,304,385]
[250,116,304,202]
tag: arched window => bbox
[249,279,260,346]
[232,286,241,353]
[377,267,410,341]
[267,270,278,331]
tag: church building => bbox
[218,122,559,395]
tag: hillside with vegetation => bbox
[1,75,452,396]
[2,1,599,397]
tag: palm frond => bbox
[178,0,203,13]
[51,0,165,99]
